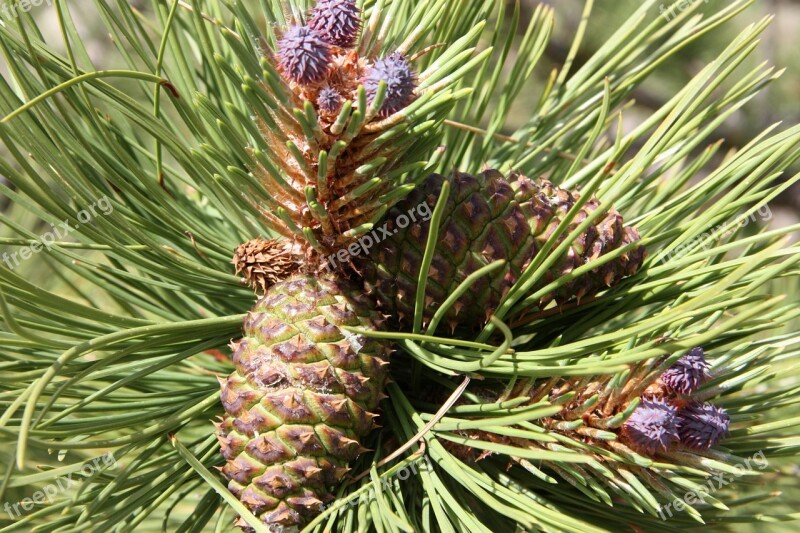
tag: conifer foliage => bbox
[0,1,799,532]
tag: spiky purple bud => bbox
[621,397,680,456]
[308,0,361,48]
[277,26,332,85]
[678,402,730,450]
[317,87,343,113]
[363,53,416,118]
[661,347,710,395]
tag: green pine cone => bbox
[361,169,645,329]
[216,274,389,530]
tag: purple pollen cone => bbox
[277,26,332,85]
[661,347,710,395]
[678,402,730,450]
[309,0,361,48]
[317,87,343,113]
[622,397,680,456]
[363,53,416,118]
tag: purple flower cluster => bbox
[277,1,361,86]
[277,0,417,117]
[623,397,730,455]
[308,0,361,48]
[275,1,415,118]
[661,347,710,395]
[622,397,681,455]
[363,53,417,117]
[621,348,730,455]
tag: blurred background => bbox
[530,0,800,236]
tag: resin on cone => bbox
[217,274,389,529]
[360,169,646,329]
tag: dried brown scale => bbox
[233,238,306,293]
[217,274,389,530]
[359,169,646,330]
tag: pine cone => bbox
[360,169,646,329]
[216,274,389,529]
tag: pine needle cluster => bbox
[0,1,798,532]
